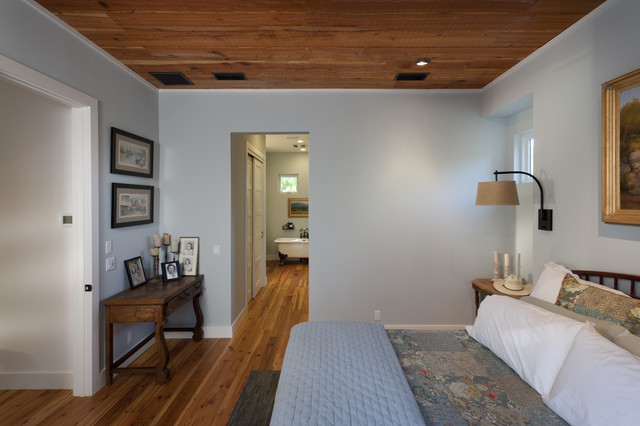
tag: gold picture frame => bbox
[602,67,640,225]
[288,198,309,218]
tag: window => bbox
[279,174,298,193]
[514,130,534,183]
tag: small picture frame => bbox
[111,183,154,228]
[111,127,154,178]
[161,261,182,282]
[124,256,147,289]
[288,198,309,218]
[179,237,199,276]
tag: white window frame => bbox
[514,130,534,183]
[279,174,298,193]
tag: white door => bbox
[246,155,254,303]
[252,156,266,295]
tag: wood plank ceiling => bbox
[34,0,607,90]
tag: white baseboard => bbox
[232,306,248,336]
[0,372,73,390]
[384,324,469,330]
[266,254,279,261]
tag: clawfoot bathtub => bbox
[275,238,309,265]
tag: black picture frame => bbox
[161,260,182,282]
[124,256,147,289]
[111,183,154,228]
[111,127,154,178]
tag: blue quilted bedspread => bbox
[270,321,425,426]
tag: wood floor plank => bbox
[0,261,307,426]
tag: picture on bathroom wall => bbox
[602,67,640,225]
[288,198,309,217]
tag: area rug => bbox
[227,370,281,426]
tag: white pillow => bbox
[544,322,640,426]
[469,295,583,397]
[530,261,572,303]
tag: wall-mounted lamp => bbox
[476,170,553,231]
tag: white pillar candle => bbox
[504,253,510,266]
[170,240,179,253]
[153,234,162,247]
[150,247,159,256]
[162,233,171,245]
[493,250,498,264]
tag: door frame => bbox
[0,54,99,396]
[246,143,266,303]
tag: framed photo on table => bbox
[602,67,640,225]
[110,127,154,178]
[179,237,199,276]
[111,183,154,228]
[161,261,182,282]
[124,256,147,289]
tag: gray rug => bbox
[227,370,281,426]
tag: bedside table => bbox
[471,278,527,316]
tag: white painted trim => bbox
[384,324,469,330]
[203,326,233,338]
[23,0,157,92]
[0,373,73,390]
[483,0,620,92]
[0,54,99,396]
[232,305,249,336]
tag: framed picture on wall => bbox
[288,198,309,218]
[179,237,199,276]
[110,127,154,178]
[602,67,640,225]
[111,183,154,228]
[124,256,147,289]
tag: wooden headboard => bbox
[572,270,640,299]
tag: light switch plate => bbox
[105,240,112,254]
[106,256,116,271]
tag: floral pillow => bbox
[556,274,640,335]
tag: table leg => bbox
[106,310,113,385]
[192,293,204,342]
[154,319,170,384]
[474,290,480,316]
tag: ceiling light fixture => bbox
[414,58,431,66]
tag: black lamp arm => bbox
[493,170,545,210]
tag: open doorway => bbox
[230,133,309,333]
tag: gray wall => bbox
[484,0,640,278]
[160,91,510,328]
[0,1,159,368]
[266,152,310,259]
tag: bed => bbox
[271,264,640,425]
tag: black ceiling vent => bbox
[394,73,429,81]
[213,72,247,81]
[149,72,193,86]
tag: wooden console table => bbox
[103,274,204,385]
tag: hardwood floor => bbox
[0,261,308,425]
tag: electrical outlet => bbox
[374,310,381,321]
[127,331,133,344]
[105,256,116,271]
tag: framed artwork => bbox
[111,183,154,228]
[124,256,147,289]
[161,261,182,282]
[179,237,199,276]
[288,198,309,218]
[110,127,154,178]
[602,67,640,225]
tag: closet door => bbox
[252,156,266,296]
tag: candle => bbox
[153,234,162,247]
[493,250,498,264]
[162,233,171,245]
[504,253,510,266]
[170,240,179,253]
[150,247,159,256]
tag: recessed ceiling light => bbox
[414,58,431,66]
